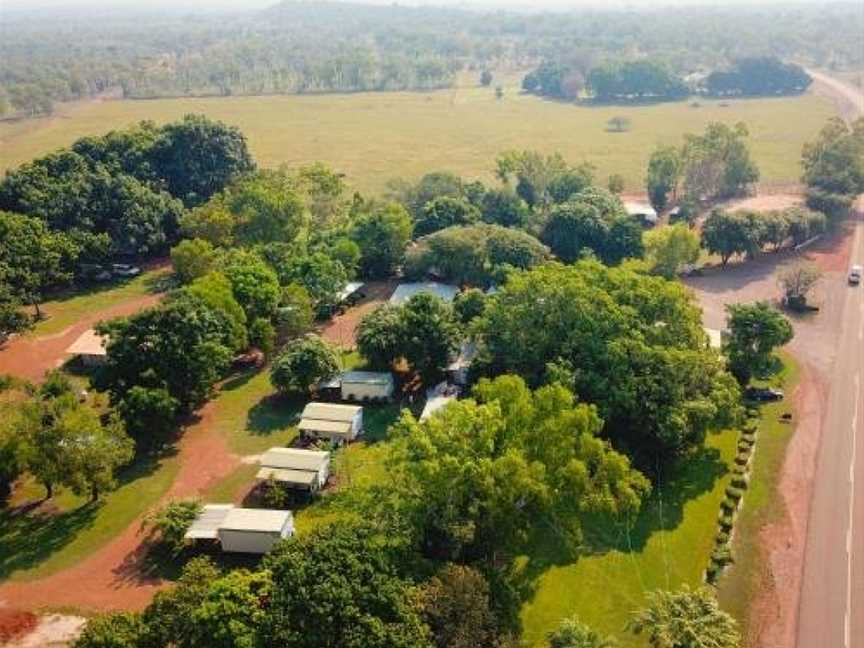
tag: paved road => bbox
[798,207,864,648]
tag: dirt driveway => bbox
[0,293,161,382]
[686,217,856,648]
[319,280,398,349]
[0,398,240,612]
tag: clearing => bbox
[0,87,834,194]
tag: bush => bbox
[73,612,144,648]
[719,512,734,530]
[732,464,747,476]
[742,432,757,445]
[270,334,340,396]
[711,544,734,567]
[726,486,744,501]
[734,452,750,466]
[721,497,737,513]
[716,530,730,545]
[730,475,749,490]
[141,500,202,556]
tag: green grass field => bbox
[33,266,170,336]
[517,428,738,647]
[0,87,834,194]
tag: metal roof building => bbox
[257,448,331,491]
[184,504,234,541]
[298,402,363,444]
[66,329,109,366]
[389,282,459,306]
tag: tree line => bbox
[523,56,812,103]
[2,1,861,117]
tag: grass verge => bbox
[717,352,800,634]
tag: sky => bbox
[2,0,833,11]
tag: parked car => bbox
[79,264,113,283]
[849,264,862,285]
[745,387,784,402]
[112,263,141,277]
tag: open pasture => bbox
[0,87,834,193]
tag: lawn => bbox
[0,87,834,194]
[0,452,180,581]
[32,266,170,336]
[517,428,739,647]
[717,353,801,635]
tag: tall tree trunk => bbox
[45,482,53,500]
[91,485,99,503]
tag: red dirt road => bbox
[0,293,161,382]
[687,211,857,648]
[0,400,239,611]
[319,281,397,349]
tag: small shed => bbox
[340,371,395,402]
[299,402,363,444]
[257,447,331,492]
[338,281,366,305]
[184,504,234,542]
[624,201,659,226]
[66,329,108,366]
[217,507,294,554]
[389,282,459,306]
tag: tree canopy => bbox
[474,262,741,462]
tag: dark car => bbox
[745,387,784,402]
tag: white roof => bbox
[624,201,658,218]
[341,371,394,386]
[301,402,361,422]
[389,282,459,306]
[338,281,365,302]
[420,394,456,421]
[260,447,329,471]
[256,467,318,486]
[66,329,108,356]
[220,507,293,533]
[184,504,233,540]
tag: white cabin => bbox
[298,402,363,445]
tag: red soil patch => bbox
[0,609,37,643]
[319,280,398,349]
[0,399,240,612]
[0,293,162,382]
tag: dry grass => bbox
[0,86,834,194]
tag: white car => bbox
[849,264,862,285]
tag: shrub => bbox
[716,530,730,545]
[141,500,202,556]
[719,513,734,530]
[726,486,744,501]
[730,475,749,490]
[732,463,747,476]
[711,544,734,567]
[734,452,750,466]
[721,497,737,513]
[742,432,757,445]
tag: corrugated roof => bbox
[260,448,329,471]
[341,371,394,387]
[185,504,233,540]
[338,281,365,302]
[389,282,459,306]
[298,418,353,435]
[256,467,318,486]
[302,402,361,422]
[220,507,293,533]
[66,329,108,356]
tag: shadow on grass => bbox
[362,404,402,444]
[247,394,304,437]
[0,452,165,580]
[510,443,728,605]
[0,501,101,580]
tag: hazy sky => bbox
[2,0,833,11]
